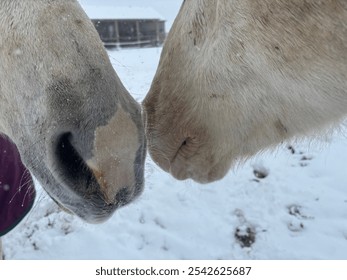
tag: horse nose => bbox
[45,98,146,221]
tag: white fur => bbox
[143,0,347,183]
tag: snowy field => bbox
[3,45,347,260]
[2,0,347,260]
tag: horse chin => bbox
[168,155,231,184]
[46,180,144,224]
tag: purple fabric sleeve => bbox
[0,136,36,236]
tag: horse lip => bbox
[71,185,143,224]
[48,188,119,223]
[49,195,74,214]
[44,172,143,223]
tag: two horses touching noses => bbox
[0,0,346,258]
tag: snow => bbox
[3,1,347,260]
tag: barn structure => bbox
[83,5,166,48]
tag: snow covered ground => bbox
[3,1,347,260]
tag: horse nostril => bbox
[176,137,198,159]
[54,132,95,191]
[56,133,82,173]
